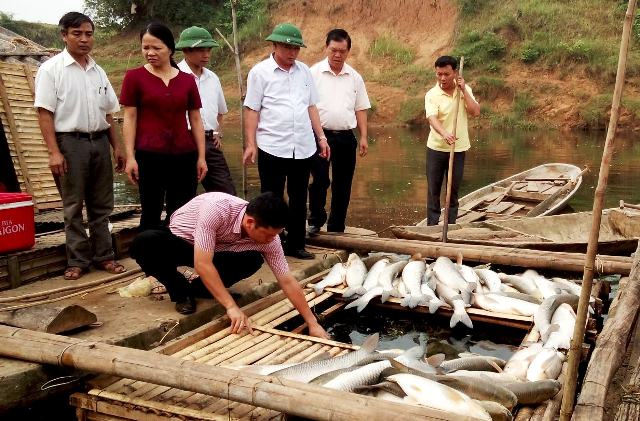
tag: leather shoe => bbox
[285,248,315,260]
[307,225,321,237]
[175,297,196,314]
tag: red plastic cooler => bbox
[0,193,35,254]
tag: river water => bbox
[115,127,640,233]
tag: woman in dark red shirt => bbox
[121,22,207,230]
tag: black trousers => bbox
[426,147,466,226]
[308,130,357,232]
[130,228,264,302]
[201,135,237,196]
[257,148,311,251]
[136,150,198,231]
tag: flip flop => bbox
[64,266,87,280]
[149,278,167,294]
[95,260,126,274]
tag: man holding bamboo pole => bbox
[424,56,480,226]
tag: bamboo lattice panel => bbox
[0,61,61,210]
[80,288,355,420]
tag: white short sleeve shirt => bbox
[177,60,228,131]
[34,49,119,133]
[244,54,318,159]
[310,58,370,130]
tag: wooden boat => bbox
[417,163,585,226]
[393,207,640,255]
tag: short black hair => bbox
[59,12,94,33]
[246,192,289,229]
[326,28,351,50]
[435,55,458,70]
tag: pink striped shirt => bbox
[169,193,289,276]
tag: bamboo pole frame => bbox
[307,235,633,274]
[442,56,464,242]
[560,1,638,419]
[0,326,481,421]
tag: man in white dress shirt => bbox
[176,26,236,196]
[243,23,330,260]
[34,12,125,280]
[307,28,370,235]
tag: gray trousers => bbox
[56,132,115,268]
[201,139,236,196]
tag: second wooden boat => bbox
[417,163,585,226]
[394,207,640,255]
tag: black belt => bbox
[324,129,353,135]
[56,130,108,140]
[203,130,218,142]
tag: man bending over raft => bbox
[130,192,329,338]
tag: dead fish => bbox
[447,370,520,384]
[313,263,346,295]
[502,342,543,381]
[271,333,379,383]
[379,260,408,302]
[362,258,390,291]
[501,379,561,405]
[526,348,564,381]
[534,294,579,342]
[433,256,473,299]
[457,264,479,292]
[322,360,391,392]
[475,268,503,293]
[435,375,517,410]
[497,290,543,304]
[472,292,539,316]
[544,303,576,350]
[475,400,513,421]
[522,270,559,299]
[436,281,474,329]
[498,273,542,299]
[440,356,506,373]
[419,282,445,314]
[401,259,427,308]
[388,373,492,420]
[342,253,368,298]
[344,285,384,312]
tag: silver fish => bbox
[498,273,542,299]
[497,290,543,304]
[475,400,513,421]
[342,253,368,298]
[457,264,479,292]
[433,256,472,297]
[379,260,408,302]
[313,262,346,295]
[436,281,473,329]
[361,258,390,291]
[401,260,426,308]
[534,294,579,341]
[544,303,576,350]
[271,333,379,383]
[440,356,506,372]
[387,373,492,421]
[526,347,564,381]
[435,375,517,410]
[419,282,445,314]
[344,285,384,312]
[522,269,559,299]
[323,360,391,392]
[502,342,543,381]
[475,268,503,293]
[472,292,539,316]
[501,379,561,405]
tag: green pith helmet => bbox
[265,23,306,48]
[175,26,220,50]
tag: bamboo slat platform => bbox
[70,266,603,421]
[0,61,61,211]
[0,214,140,290]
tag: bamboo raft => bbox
[66,261,605,421]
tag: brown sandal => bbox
[95,260,126,274]
[64,266,86,280]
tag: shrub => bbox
[369,35,415,65]
[473,76,509,100]
[455,31,507,69]
[398,97,425,126]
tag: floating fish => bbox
[502,342,543,381]
[472,293,539,317]
[475,400,513,421]
[526,347,564,381]
[440,356,506,373]
[501,379,561,405]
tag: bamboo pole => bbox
[308,235,633,274]
[442,56,464,243]
[0,326,477,421]
[571,243,640,419]
[560,1,638,419]
[230,0,248,199]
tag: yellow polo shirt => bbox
[424,83,477,152]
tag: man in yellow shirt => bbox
[424,55,480,225]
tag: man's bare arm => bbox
[275,272,329,338]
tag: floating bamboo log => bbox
[308,235,632,274]
[561,1,638,419]
[0,326,477,421]
[570,243,640,419]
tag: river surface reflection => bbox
[114,127,640,233]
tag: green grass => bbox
[398,97,425,126]
[369,64,433,94]
[369,35,415,65]
[472,76,510,101]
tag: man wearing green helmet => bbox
[243,23,330,260]
[176,26,236,196]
